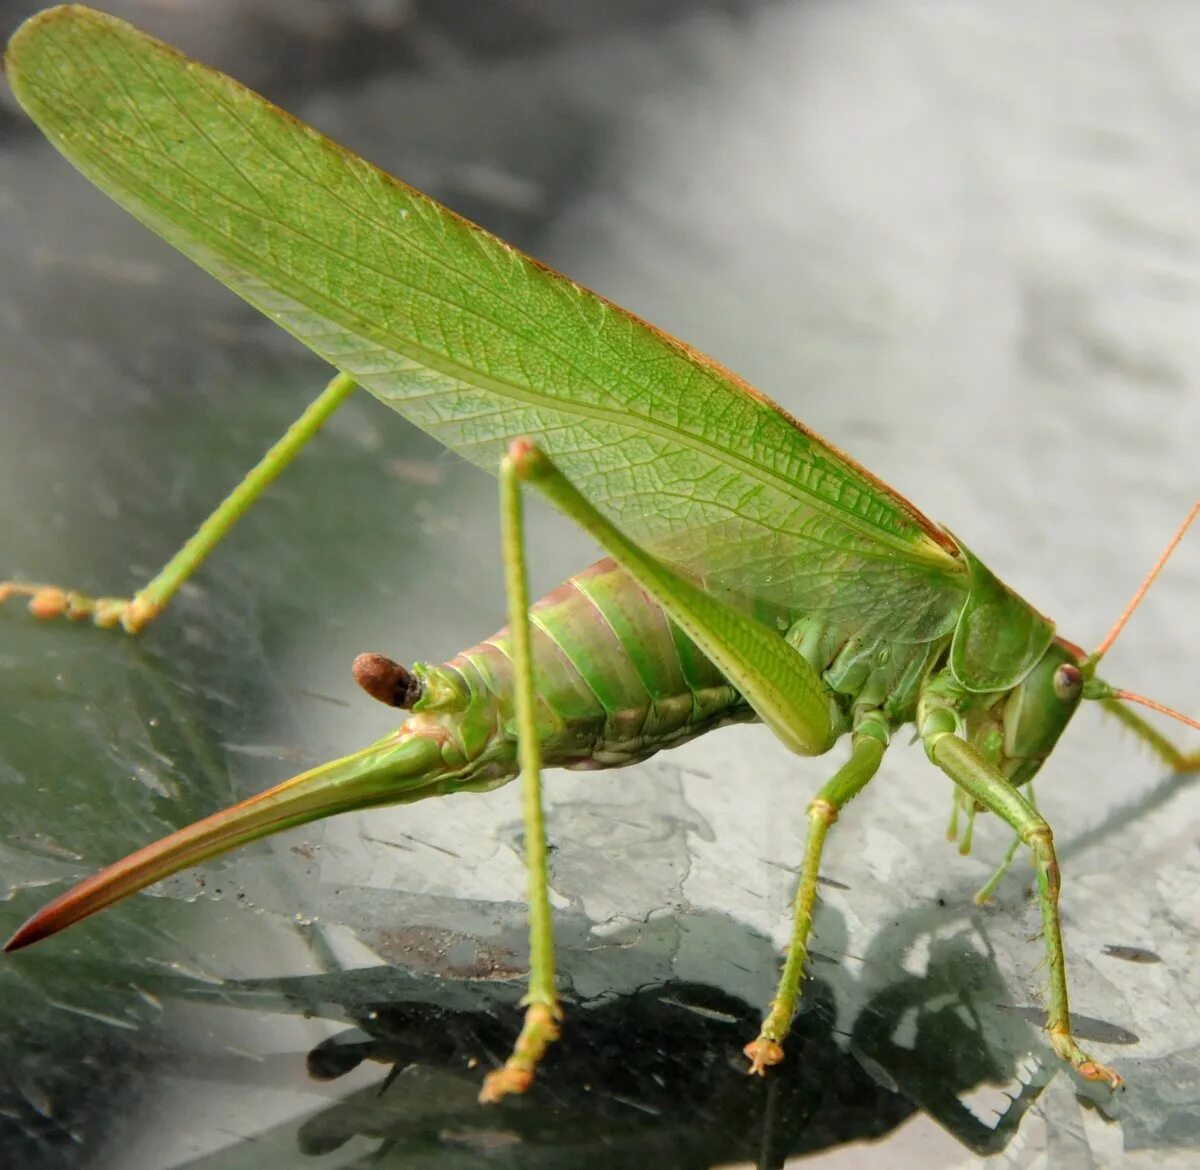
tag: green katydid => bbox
[2,4,1198,1104]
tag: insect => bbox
[3,5,1197,1104]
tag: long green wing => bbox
[6,6,968,641]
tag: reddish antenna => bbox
[1088,499,1198,667]
[1082,499,1199,733]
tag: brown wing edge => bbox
[618,319,962,559]
[480,233,964,563]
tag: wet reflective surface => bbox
[2,2,1198,1167]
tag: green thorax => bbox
[945,537,1055,693]
[784,535,1059,741]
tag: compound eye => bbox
[1053,663,1084,702]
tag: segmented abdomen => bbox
[443,558,754,770]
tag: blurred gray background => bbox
[1,2,1198,1168]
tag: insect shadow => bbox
[112,905,1080,1169]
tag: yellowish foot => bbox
[478,1000,561,1104]
[743,1036,784,1077]
[1049,1027,1123,1090]
[0,581,159,632]
[478,1065,533,1103]
[1075,1058,1124,1091]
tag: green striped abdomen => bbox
[423,558,754,775]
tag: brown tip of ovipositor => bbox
[352,652,422,709]
[4,910,59,952]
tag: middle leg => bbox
[746,714,889,1073]
[926,731,1122,1088]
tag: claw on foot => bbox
[743,1037,784,1076]
[1049,1026,1123,1091]
[1078,1060,1124,1091]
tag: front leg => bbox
[923,728,1122,1089]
